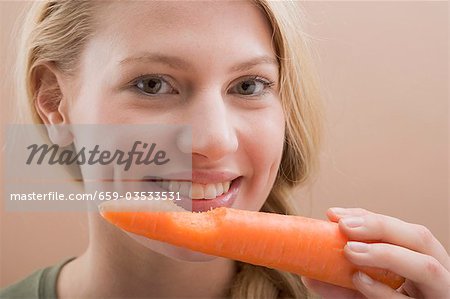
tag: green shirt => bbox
[0,257,75,299]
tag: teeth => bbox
[168,181,181,193]
[190,183,204,199]
[215,183,223,195]
[162,180,170,190]
[154,180,233,200]
[223,181,230,193]
[204,184,217,199]
[178,182,191,198]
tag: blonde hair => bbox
[16,1,323,298]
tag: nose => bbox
[179,90,238,162]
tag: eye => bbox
[229,76,274,97]
[133,75,178,95]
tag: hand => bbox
[301,207,450,299]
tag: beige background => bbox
[1,1,448,288]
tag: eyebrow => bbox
[231,55,279,72]
[119,52,279,72]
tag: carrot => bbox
[99,206,405,290]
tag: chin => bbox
[126,232,218,262]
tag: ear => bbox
[34,62,73,147]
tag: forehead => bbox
[90,0,276,69]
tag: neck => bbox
[57,212,237,298]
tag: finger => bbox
[328,207,450,270]
[301,277,364,299]
[327,207,371,222]
[353,271,410,299]
[396,280,422,297]
[345,241,450,298]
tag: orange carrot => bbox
[99,206,405,290]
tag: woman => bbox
[1,0,449,298]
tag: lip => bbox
[145,176,243,212]
[143,170,240,185]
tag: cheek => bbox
[247,118,284,173]
[234,104,285,210]
[259,102,285,164]
[68,88,130,124]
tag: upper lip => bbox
[144,170,240,185]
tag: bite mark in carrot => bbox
[99,206,405,290]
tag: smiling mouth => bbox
[141,176,243,212]
[149,178,239,200]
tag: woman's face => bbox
[65,1,285,260]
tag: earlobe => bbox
[33,63,73,147]
[46,112,73,147]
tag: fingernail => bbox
[357,271,374,285]
[341,216,364,228]
[347,241,369,253]
[330,207,347,215]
